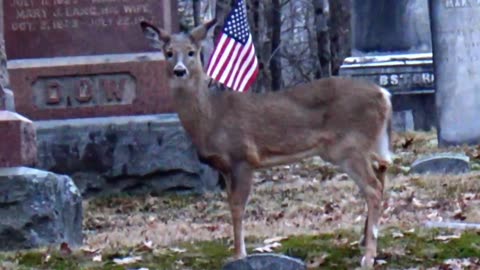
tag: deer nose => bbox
[174,69,187,77]
[173,63,188,78]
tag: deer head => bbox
[140,20,217,82]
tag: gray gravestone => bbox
[222,254,306,270]
[0,167,83,250]
[429,0,480,146]
[410,153,470,175]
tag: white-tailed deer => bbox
[140,19,392,268]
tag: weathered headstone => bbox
[429,0,480,146]
[222,254,306,270]
[0,167,83,250]
[410,153,470,175]
[341,0,436,131]
[3,0,179,120]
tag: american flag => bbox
[206,0,259,92]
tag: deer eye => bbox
[165,51,173,58]
[188,51,195,57]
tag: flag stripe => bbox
[233,38,255,91]
[211,37,236,79]
[239,53,257,91]
[206,34,223,75]
[231,44,254,91]
[206,35,228,76]
[219,41,241,83]
[225,37,252,88]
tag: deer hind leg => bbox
[361,152,390,245]
[341,150,384,268]
[225,162,253,260]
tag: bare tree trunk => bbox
[270,0,282,90]
[259,0,272,92]
[329,0,351,75]
[192,0,202,26]
[313,0,331,78]
[247,0,264,92]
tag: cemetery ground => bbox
[1,131,480,270]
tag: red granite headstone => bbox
[3,0,179,120]
[0,111,37,167]
[4,0,178,59]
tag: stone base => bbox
[35,114,220,198]
[0,111,37,167]
[223,254,306,270]
[0,167,82,251]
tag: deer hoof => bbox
[360,256,374,268]
[233,252,247,261]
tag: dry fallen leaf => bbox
[376,259,387,265]
[60,242,72,256]
[113,256,142,265]
[392,231,404,239]
[169,247,187,253]
[434,234,461,241]
[136,239,154,252]
[349,240,360,247]
[404,228,416,234]
[43,254,51,263]
[306,253,329,269]
[263,236,288,244]
[412,198,424,208]
[92,254,102,262]
[81,246,100,255]
[253,242,282,253]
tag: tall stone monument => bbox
[3,0,179,120]
[429,0,480,146]
[340,0,436,131]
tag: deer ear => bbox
[190,19,217,43]
[140,21,171,49]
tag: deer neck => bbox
[170,74,213,146]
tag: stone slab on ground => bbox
[0,167,82,251]
[0,111,37,167]
[35,114,219,198]
[222,254,306,270]
[410,153,470,175]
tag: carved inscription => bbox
[4,0,172,59]
[444,0,480,8]
[9,0,153,32]
[434,2,480,65]
[353,71,435,93]
[32,74,136,109]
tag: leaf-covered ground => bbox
[1,131,480,269]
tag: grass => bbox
[2,229,480,269]
[1,131,480,269]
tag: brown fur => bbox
[140,20,392,268]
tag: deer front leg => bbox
[225,162,253,260]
